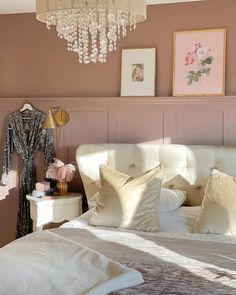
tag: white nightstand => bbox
[26,193,83,231]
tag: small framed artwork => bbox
[121,48,156,96]
[173,29,226,96]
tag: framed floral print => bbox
[121,48,156,96]
[173,29,226,96]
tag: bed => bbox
[1,144,236,294]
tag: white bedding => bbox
[0,230,143,295]
[62,206,236,243]
[159,206,200,233]
[58,214,236,294]
[62,206,200,233]
[73,143,236,293]
[1,207,236,294]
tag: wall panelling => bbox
[1,96,236,246]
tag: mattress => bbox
[57,207,236,294]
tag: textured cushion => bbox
[193,170,236,236]
[158,189,187,212]
[90,164,162,232]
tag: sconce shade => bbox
[43,109,58,129]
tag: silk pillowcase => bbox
[193,169,236,236]
[90,164,163,232]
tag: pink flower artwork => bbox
[185,51,195,66]
[185,42,213,85]
[173,29,226,96]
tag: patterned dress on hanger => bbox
[1,109,55,238]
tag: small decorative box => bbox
[36,181,50,192]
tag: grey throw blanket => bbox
[54,227,236,294]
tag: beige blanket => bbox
[0,230,143,295]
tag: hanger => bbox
[20,103,33,112]
[19,103,34,120]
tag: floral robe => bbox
[1,109,55,238]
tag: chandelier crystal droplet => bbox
[36,0,146,64]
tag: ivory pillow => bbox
[158,189,187,212]
[90,164,162,232]
[193,169,236,236]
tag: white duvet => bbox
[1,206,236,295]
[62,206,236,243]
[59,209,236,294]
[0,230,143,295]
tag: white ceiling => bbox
[0,0,203,15]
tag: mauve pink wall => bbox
[0,0,236,247]
[0,0,235,97]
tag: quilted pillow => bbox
[193,169,236,236]
[90,164,162,232]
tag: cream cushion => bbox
[90,164,162,232]
[193,170,236,236]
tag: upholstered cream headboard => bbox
[76,144,236,206]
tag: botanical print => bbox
[121,48,156,96]
[185,42,214,85]
[132,64,144,82]
[173,29,226,96]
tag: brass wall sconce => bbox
[43,108,69,129]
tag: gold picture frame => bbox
[172,28,226,97]
[121,48,156,97]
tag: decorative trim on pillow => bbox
[90,164,162,232]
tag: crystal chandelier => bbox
[36,0,146,64]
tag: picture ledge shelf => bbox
[0,96,235,104]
